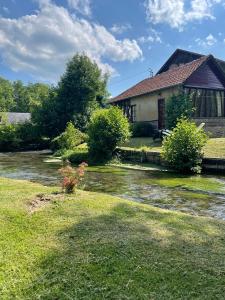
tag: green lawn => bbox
[1,178,225,299]
[121,137,225,158]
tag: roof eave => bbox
[109,83,182,103]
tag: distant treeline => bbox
[0,77,50,113]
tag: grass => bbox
[121,137,225,158]
[1,177,225,299]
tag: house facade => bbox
[110,49,225,137]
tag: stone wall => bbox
[193,118,225,137]
[117,148,225,173]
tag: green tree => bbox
[31,87,59,137]
[13,81,50,113]
[27,83,50,112]
[0,77,15,111]
[161,118,208,174]
[88,106,130,162]
[13,81,30,112]
[166,93,194,129]
[55,54,108,132]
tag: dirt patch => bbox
[28,193,63,214]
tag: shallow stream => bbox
[1,151,225,220]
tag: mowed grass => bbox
[1,178,225,299]
[121,137,225,158]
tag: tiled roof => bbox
[110,55,209,103]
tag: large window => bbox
[185,88,225,118]
[116,100,136,122]
[130,105,136,122]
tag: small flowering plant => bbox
[59,162,88,194]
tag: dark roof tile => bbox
[110,55,208,103]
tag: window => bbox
[185,88,225,118]
[130,105,136,122]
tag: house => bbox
[0,112,31,125]
[110,49,225,137]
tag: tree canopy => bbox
[0,77,50,113]
[55,54,108,132]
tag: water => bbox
[1,151,225,220]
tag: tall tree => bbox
[13,81,50,113]
[55,54,108,132]
[0,77,14,111]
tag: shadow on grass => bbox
[24,202,225,299]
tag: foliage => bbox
[0,123,21,151]
[131,122,155,137]
[51,122,87,152]
[32,54,108,137]
[55,54,108,133]
[17,121,42,144]
[62,148,89,164]
[161,118,208,173]
[0,77,50,113]
[31,87,59,137]
[88,106,131,162]
[0,121,49,151]
[166,93,194,129]
[59,162,88,193]
[0,77,14,111]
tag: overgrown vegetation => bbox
[0,121,48,151]
[161,118,208,173]
[88,106,130,162]
[51,122,87,154]
[62,148,89,164]
[166,93,194,129]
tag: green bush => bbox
[88,106,131,162]
[0,124,21,151]
[62,148,89,164]
[17,122,42,144]
[0,121,50,151]
[51,122,87,152]
[166,94,194,129]
[131,122,155,137]
[161,118,208,174]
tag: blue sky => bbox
[0,0,225,97]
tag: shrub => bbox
[88,107,131,162]
[166,93,194,129]
[0,124,21,151]
[161,118,208,174]
[131,122,155,137]
[62,148,89,164]
[59,162,88,194]
[17,122,42,144]
[51,122,87,152]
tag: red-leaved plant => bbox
[59,162,88,194]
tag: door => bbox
[158,98,165,129]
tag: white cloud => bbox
[0,1,142,81]
[110,23,132,34]
[67,0,91,16]
[145,0,225,30]
[196,33,217,47]
[139,28,162,44]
